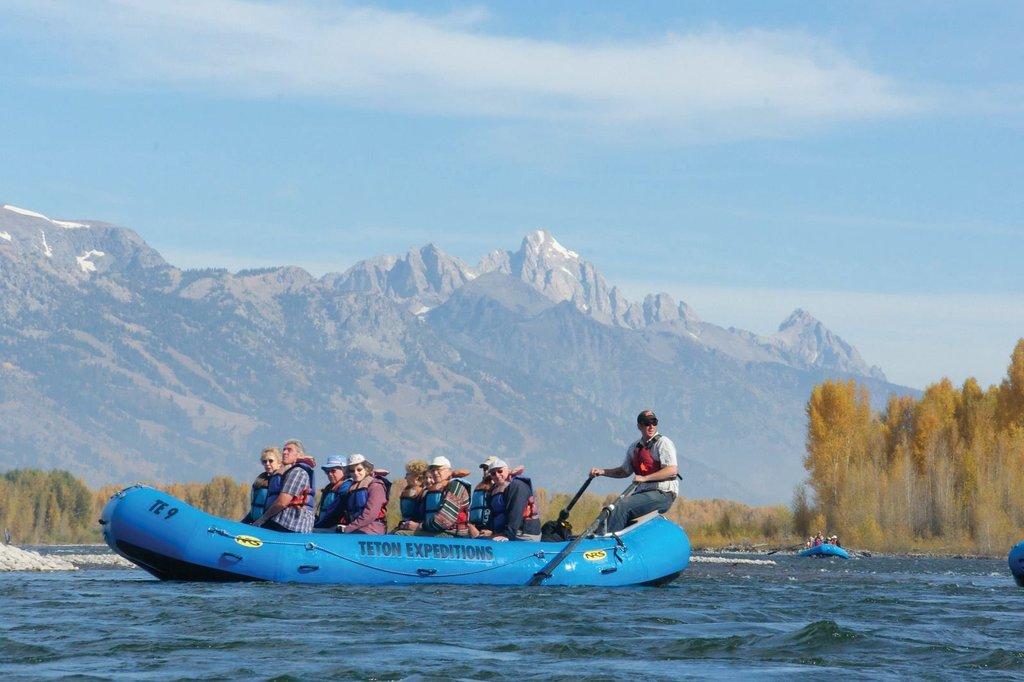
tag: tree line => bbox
[797,339,1024,554]
[1,469,788,547]
[0,472,251,545]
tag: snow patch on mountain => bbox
[76,250,106,273]
[0,231,10,242]
[54,219,89,229]
[39,230,52,258]
[4,204,90,229]
[4,204,48,219]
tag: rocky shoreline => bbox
[0,544,135,571]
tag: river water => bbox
[1,548,1021,679]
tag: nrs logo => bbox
[234,535,263,549]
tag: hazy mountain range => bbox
[0,202,905,503]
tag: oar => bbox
[528,481,637,587]
[555,475,595,528]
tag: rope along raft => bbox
[208,527,622,579]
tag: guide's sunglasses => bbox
[260,459,276,464]
[638,417,658,427]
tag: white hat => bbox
[321,455,346,471]
[429,456,452,468]
[480,455,498,469]
[346,453,367,467]
[487,458,509,471]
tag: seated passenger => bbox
[395,456,473,537]
[813,532,824,547]
[252,439,316,533]
[242,446,282,524]
[314,456,351,530]
[470,456,527,532]
[480,459,541,542]
[469,456,497,531]
[830,535,841,547]
[396,459,429,531]
[337,454,391,535]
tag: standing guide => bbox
[589,410,679,533]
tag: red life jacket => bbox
[631,435,663,476]
[284,456,318,508]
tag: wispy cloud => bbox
[3,0,917,139]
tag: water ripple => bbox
[1,555,1020,678]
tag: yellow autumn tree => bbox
[804,380,875,532]
[996,339,1024,432]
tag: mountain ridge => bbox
[0,202,906,502]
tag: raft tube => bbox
[100,485,690,586]
[1009,541,1024,587]
[799,543,851,559]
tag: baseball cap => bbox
[429,456,452,468]
[321,455,346,471]
[487,458,509,471]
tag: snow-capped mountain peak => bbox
[770,309,885,380]
[524,228,579,261]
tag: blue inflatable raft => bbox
[1009,541,1024,587]
[100,485,691,586]
[799,543,851,559]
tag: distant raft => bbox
[100,485,691,586]
[798,543,851,559]
[1009,541,1024,587]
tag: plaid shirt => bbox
[423,479,470,534]
[271,465,315,533]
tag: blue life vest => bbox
[423,478,471,529]
[468,484,491,528]
[249,481,269,521]
[266,461,316,514]
[487,476,538,534]
[343,475,392,525]
[400,493,424,522]
[316,479,352,526]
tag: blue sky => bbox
[1,1,1021,389]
